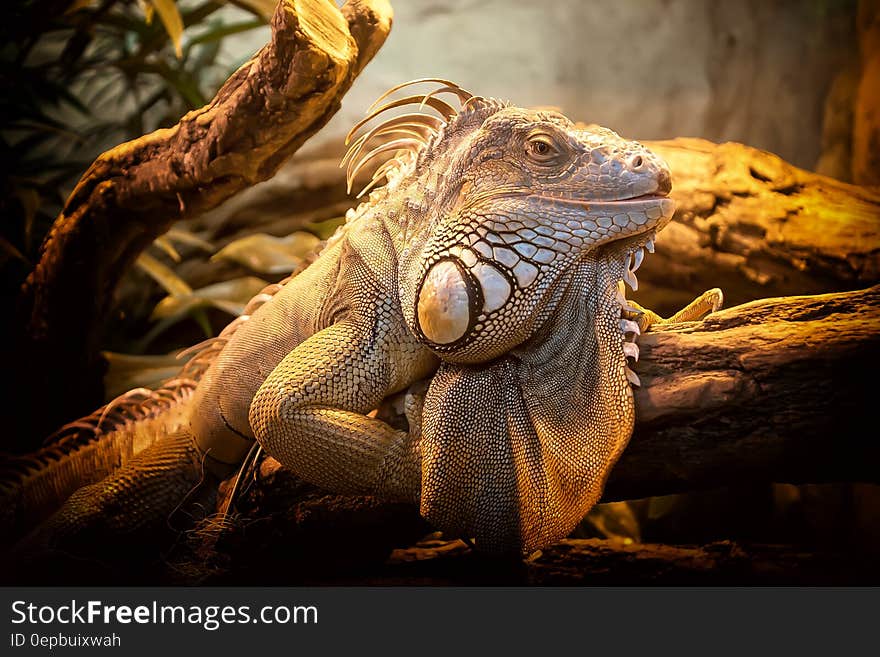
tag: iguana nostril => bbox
[631,155,643,169]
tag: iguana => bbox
[1,79,721,558]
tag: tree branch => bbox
[605,284,880,499]
[9,0,393,447]
[637,138,880,315]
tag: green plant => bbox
[0,0,273,304]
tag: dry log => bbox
[607,284,880,499]
[638,138,880,315]
[8,0,393,447]
[375,537,880,585]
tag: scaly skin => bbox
[9,80,720,557]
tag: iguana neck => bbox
[341,173,462,278]
[514,252,632,432]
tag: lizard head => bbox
[345,80,674,364]
[408,108,673,364]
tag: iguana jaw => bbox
[594,194,676,292]
[557,192,673,211]
[515,188,675,275]
[591,202,676,388]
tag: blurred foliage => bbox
[576,501,641,544]
[127,224,339,355]
[107,226,338,393]
[0,0,272,305]
[102,348,191,398]
[144,274,268,345]
[211,231,321,274]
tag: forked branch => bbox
[10,0,393,446]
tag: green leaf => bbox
[582,502,642,544]
[0,234,29,264]
[146,60,207,108]
[65,0,98,14]
[152,235,182,262]
[138,276,267,349]
[184,18,263,53]
[212,231,321,274]
[191,307,214,339]
[136,252,192,296]
[12,116,84,142]
[44,79,91,116]
[646,494,683,520]
[82,71,129,111]
[189,37,222,75]
[305,215,346,240]
[139,0,155,24]
[166,227,214,253]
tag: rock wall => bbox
[854,0,880,185]
[291,0,857,172]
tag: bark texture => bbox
[377,536,879,585]
[636,138,880,316]
[608,285,880,499]
[9,0,393,447]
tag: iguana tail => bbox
[0,348,214,548]
[0,276,294,550]
[16,428,216,554]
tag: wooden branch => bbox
[9,0,393,447]
[605,284,880,499]
[637,138,880,315]
[377,537,878,585]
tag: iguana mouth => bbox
[554,194,674,214]
[591,194,674,388]
[599,192,675,290]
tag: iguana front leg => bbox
[249,317,431,503]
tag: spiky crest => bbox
[341,79,509,199]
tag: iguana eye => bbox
[526,134,561,163]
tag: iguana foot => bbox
[626,287,724,334]
[618,288,723,388]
